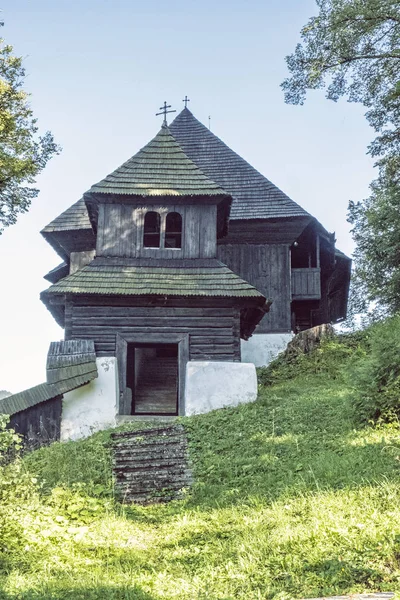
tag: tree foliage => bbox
[282,0,400,314]
[348,158,400,313]
[0,23,59,233]
[282,0,400,162]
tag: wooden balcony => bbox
[291,268,321,300]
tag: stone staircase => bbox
[111,424,193,504]
[134,356,178,414]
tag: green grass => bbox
[2,344,400,599]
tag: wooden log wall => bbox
[217,244,291,333]
[218,217,311,245]
[97,203,217,259]
[9,396,62,450]
[65,299,241,361]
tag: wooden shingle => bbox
[41,258,267,299]
[170,108,309,221]
[85,125,230,199]
[0,340,98,416]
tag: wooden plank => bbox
[103,204,119,256]
[184,205,200,258]
[96,204,106,256]
[199,205,216,258]
[71,316,234,327]
[73,296,235,308]
[190,346,235,354]
[73,306,233,318]
[190,354,237,361]
[9,395,62,450]
[120,204,136,258]
[178,335,189,416]
[190,335,235,343]
[116,334,130,415]
[135,208,145,256]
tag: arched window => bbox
[165,212,182,249]
[143,211,161,248]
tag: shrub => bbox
[350,314,400,423]
[257,330,367,387]
[0,416,38,570]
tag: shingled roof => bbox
[41,257,267,300]
[85,124,230,199]
[41,198,96,261]
[44,262,69,283]
[0,340,97,416]
[41,109,310,237]
[170,108,309,221]
[41,198,92,233]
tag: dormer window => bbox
[165,212,182,249]
[143,211,161,248]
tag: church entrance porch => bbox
[127,343,178,415]
[117,333,189,418]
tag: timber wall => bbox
[65,299,241,361]
[217,244,291,333]
[97,203,217,259]
[10,396,62,449]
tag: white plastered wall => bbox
[240,333,293,367]
[185,361,257,416]
[61,357,118,441]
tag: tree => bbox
[348,156,400,314]
[0,23,59,233]
[282,0,400,314]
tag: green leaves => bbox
[282,0,400,316]
[0,25,60,233]
[348,161,400,313]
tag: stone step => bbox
[113,434,186,447]
[118,473,193,489]
[113,458,189,472]
[112,424,193,505]
[113,424,185,438]
[116,416,176,424]
[114,444,187,464]
[117,477,193,497]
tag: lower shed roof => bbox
[0,340,98,416]
[41,258,267,300]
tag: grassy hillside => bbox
[1,334,400,599]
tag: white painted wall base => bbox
[241,333,294,367]
[61,357,118,441]
[185,361,257,416]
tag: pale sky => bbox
[0,0,376,393]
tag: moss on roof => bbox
[41,258,266,299]
[85,125,230,199]
[170,108,309,220]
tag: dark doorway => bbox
[126,343,178,415]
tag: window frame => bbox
[143,210,162,248]
[142,209,184,252]
[164,211,183,249]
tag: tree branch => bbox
[320,52,400,72]
[335,15,400,26]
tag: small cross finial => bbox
[156,101,176,125]
[182,95,190,109]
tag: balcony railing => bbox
[291,268,321,300]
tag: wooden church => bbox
[0,103,351,444]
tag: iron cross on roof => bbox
[182,95,190,108]
[156,101,176,125]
